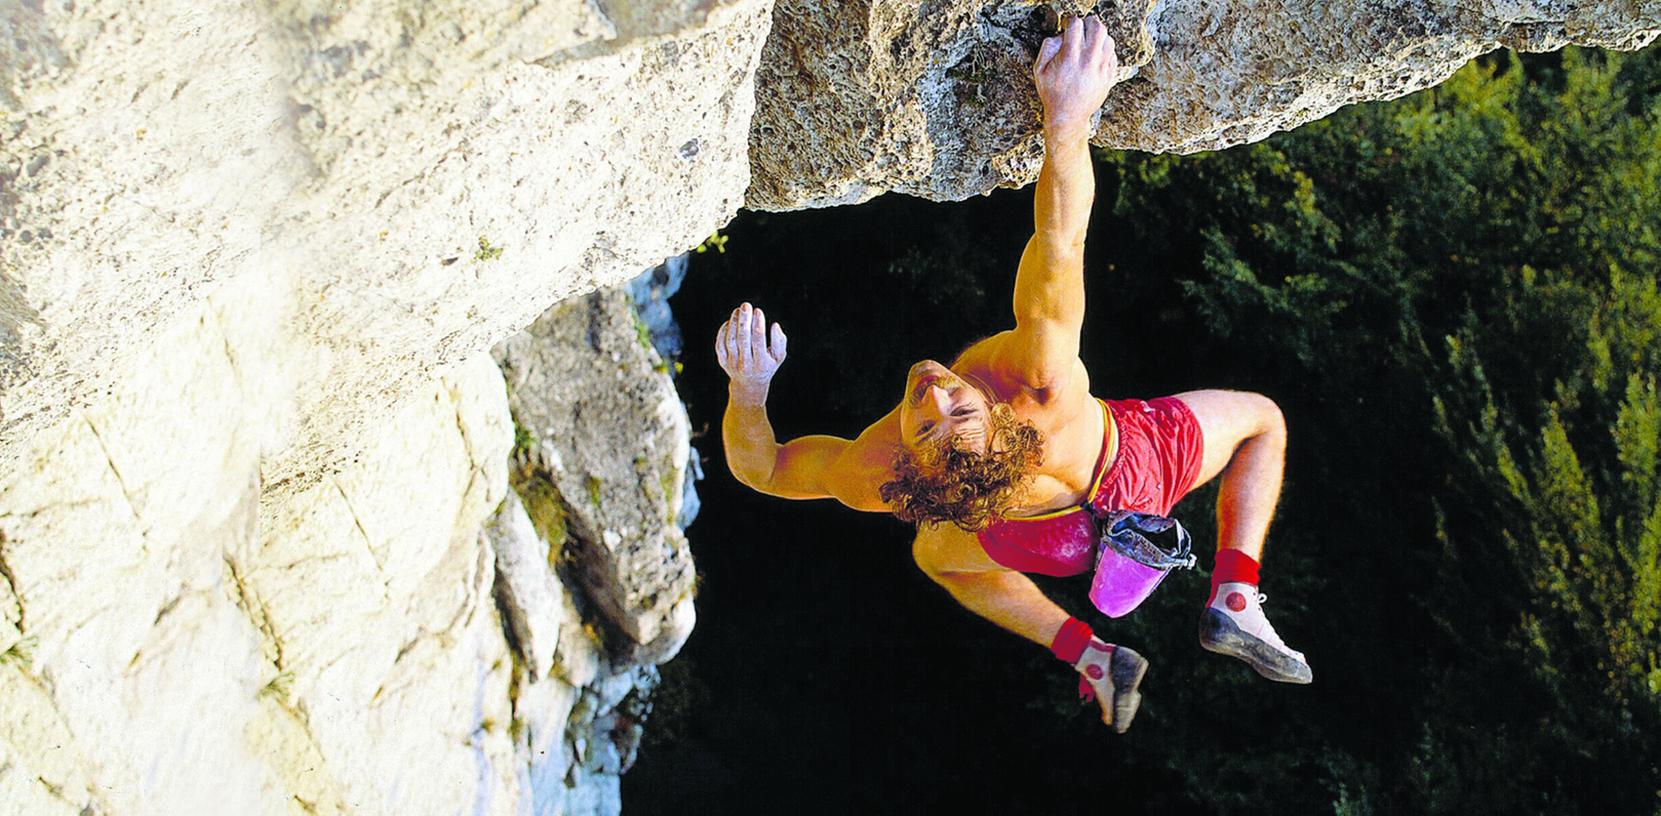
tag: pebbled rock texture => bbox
[748,0,1158,209]
[746,0,1661,209]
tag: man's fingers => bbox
[1061,14,1082,55]
[1033,34,1062,75]
[1081,14,1103,54]
[716,322,729,366]
[735,304,752,366]
[770,323,788,362]
[749,307,768,362]
[723,319,741,367]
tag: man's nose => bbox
[926,385,952,414]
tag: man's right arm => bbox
[717,303,890,511]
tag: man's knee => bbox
[1179,388,1284,441]
[1244,392,1286,440]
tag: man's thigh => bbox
[1170,389,1282,489]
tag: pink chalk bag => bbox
[1088,510,1197,618]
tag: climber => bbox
[713,15,1311,733]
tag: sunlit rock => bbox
[495,284,698,668]
[0,0,772,494]
[746,0,1661,209]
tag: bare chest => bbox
[1011,398,1108,515]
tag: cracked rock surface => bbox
[0,284,517,813]
[747,0,1661,209]
[0,271,696,814]
[495,282,698,668]
[0,0,772,497]
[4,0,1661,813]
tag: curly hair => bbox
[879,402,1045,531]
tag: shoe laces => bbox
[1246,592,1292,652]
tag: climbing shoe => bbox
[1073,639,1148,733]
[1198,582,1313,684]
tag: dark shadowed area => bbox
[626,47,1661,816]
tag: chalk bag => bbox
[1088,510,1197,618]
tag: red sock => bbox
[1049,617,1093,664]
[1211,549,1261,598]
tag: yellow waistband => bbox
[1007,399,1118,521]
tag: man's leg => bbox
[1172,389,1312,684]
[1173,389,1285,559]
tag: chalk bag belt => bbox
[1095,509,1198,572]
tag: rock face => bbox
[0,267,697,815]
[486,273,701,813]
[5,0,1661,813]
[0,0,772,495]
[746,0,1661,209]
[0,315,516,813]
[747,0,1158,209]
[495,282,698,668]
[1101,0,1661,156]
[2,0,750,810]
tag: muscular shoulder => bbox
[953,332,1090,409]
[827,411,903,512]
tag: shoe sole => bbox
[1198,609,1313,684]
[1108,646,1148,734]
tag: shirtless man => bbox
[715,15,1311,732]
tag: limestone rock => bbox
[748,0,1158,209]
[0,280,278,815]
[1,1,755,799]
[0,285,524,815]
[486,491,568,683]
[495,283,698,667]
[0,247,690,813]
[483,268,705,812]
[746,0,1661,209]
[0,0,773,501]
[1099,0,1661,156]
[243,352,517,815]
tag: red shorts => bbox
[1090,397,1206,518]
[976,396,1206,577]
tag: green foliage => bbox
[259,671,294,703]
[512,475,569,558]
[511,421,535,463]
[475,236,504,261]
[586,474,604,508]
[1091,45,1661,814]
[694,230,729,254]
[0,635,36,670]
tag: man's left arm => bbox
[988,16,1119,391]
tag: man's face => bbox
[899,360,993,461]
